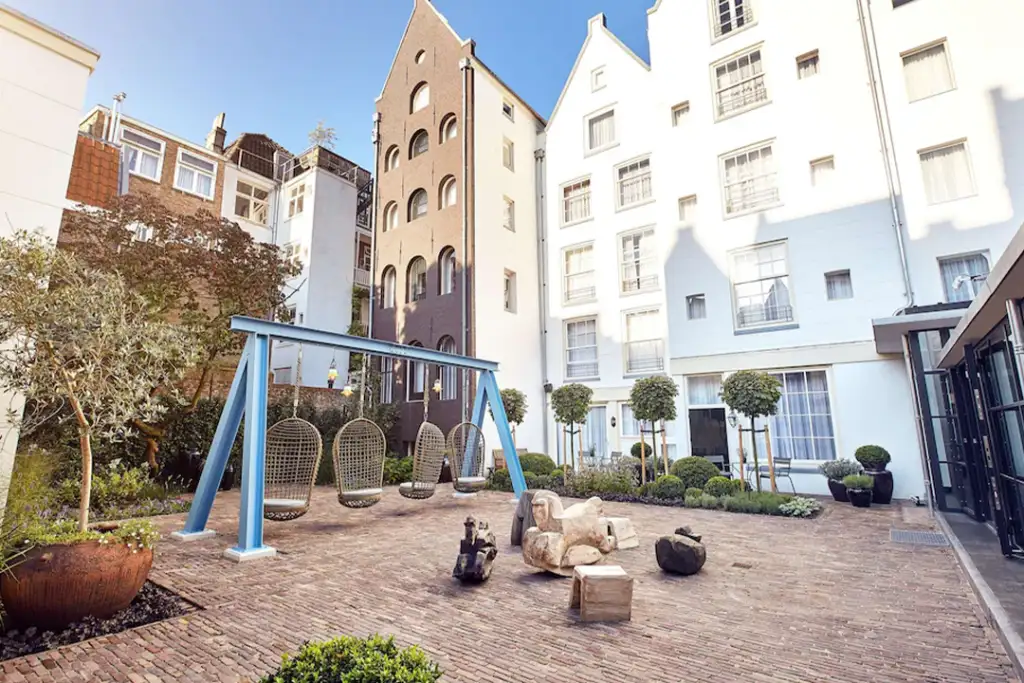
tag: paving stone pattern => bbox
[1,488,1017,682]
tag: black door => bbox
[689,408,728,470]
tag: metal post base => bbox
[169,529,217,542]
[222,545,277,563]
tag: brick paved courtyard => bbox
[1,486,1018,683]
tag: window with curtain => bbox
[562,178,592,225]
[731,241,793,328]
[825,271,853,300]
[384,202,399,231]
[796,50,819,79]
[711,0,754,39]
[620,228,658,293]
[174,150,216,199]
[385,146,400,171]
[810,156,835,187]
[688,375,723,405]
[438,336,457,400]
[713,47,766,119]
[587,110,616,151]
[678,195,697,225]
[410,130,429,158]
[620,404,643,437]
[407,257,427,302]
[919,141,974,204]
[939,253,989,302]
[121,128,164,180]
[624,309,664,374]
[565,318,598,379]
[440,176,457,209]
[408,189,428,221]
[380,358,394,403]
[616,157,653,208]
[503,197,515,231]
[686,294,707,320]
[721,141,778,215]
[671,102,690,127]
[902,41,954,102]
[769,370,836,460]
[406,342,426,399]
[441,115,457,143]
[440,248,456,295]
[382,267,396,308]
[564,244,596,303]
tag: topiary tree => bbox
[489,388,527,445]
[671,456,721,491]
[551,383,592,470]
[721,370,782,492]
[629,376,679,482]
[518,453,555,475]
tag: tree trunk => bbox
[577,424,584,472]
[144,437,159,473]
[751,417,762,493]
[78,426,93,532]
[640,437,647,485]
[661,421,669,477]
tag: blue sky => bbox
[12,0,651,169]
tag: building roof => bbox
[0,4,99,71]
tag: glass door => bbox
[580,406,609,466]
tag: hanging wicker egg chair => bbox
[448,422,486,493]
[399,421,446,500]
[332,417,387,508]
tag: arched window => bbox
[381,266,396,308]
[383,201,398,232]
[407,256,427,303]
[439,247,456,295]
[414,49,426,65]
[411,82,430,113]
[384,145,400,172]
[439,175,457,209]
[440,115,457,143]
[406,341,426,399]
[408,189,428,221]
[409,130,429,159]
[437,336,457,400]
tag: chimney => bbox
[206,112,226,154]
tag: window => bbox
[274,367,293,385]
[503,197,515,231]
[721,141,779,215]
[810,156,835,187]
[561,178,592,225]
[711,0,754,39]
[620,228,658,294]
[919,140,974,204]
[383,202,399,231]
[440,176,457,209]
[281,304,297,324]
[438,337,457,400]
[939,253,989,303]
[382,267,397,308]
[384,145,400,171]
[713,47,767,120]
[174,150,216,199]
[379,357,394,403]
[671,102,690,127]
[587,110,616,152]
[408,188,428,221]
[565,318,598,379]
[235,181,269,225]
[902,40,954,102]
[288,183,305,217]
[439,248,456,295]
[502,138,514,171]
[678,195,697,225]
[414,50,426,65]
[504,270,517,313]
[825,270,853,300]
[357,241,372,270]
[769,370,836,460]
[282,242,301,270]
[621,404,642,437]
[731,241,793,329]
[687,294,707,320]
[440,115,457,143]
[406,342,426,400]
[624,309,664,374]
[407,257,427,303]
[564,244,596,304]
[410,129,429,158]
[616,157,653,209]
[120,127,164,181]
[411,82,429,113]
[591,66,606,91]
[687,374,723,405]
[796,50,820,79]
[502,101,515,121]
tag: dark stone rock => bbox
[656,535,707,576]
[510,490,538,546]
[674,526,702,543]
[453,516,498,584]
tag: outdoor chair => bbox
[747,458,796,493]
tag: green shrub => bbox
[698,493,720,509]
[565,468,636,497]
[818,458,862,481]
[720,491,792,515]
[683,494,702,508]
[258,634,442,683]
[722,494,762,514]
[685,487,703,498]
[730,478,748,494]
[2,446,59,543]
[630,441,651,459]
[670,457,721,491]
[549,468,565,486]
[54,460,174,511]
[704,476,733,498]
[648,474,686,500]
[854,445,891,469]
[524,471,539,489]
[843,474,874,490]
[486,468,513,492]
[383,456,413,486]
[779,497,822,518]
[518,453,556,476]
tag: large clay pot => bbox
[868,469,894,504]
[1,540,153,630]
[827,479,849,502]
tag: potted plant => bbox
[854,445,893,504]
[0,232,197,629]
[818,459,863,502]
[843,474,874,508]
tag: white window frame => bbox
[686,294,707,320]
[620,404,642,438]
[563,242,596,305]
[173,148,217,200]
[502,101,515,121]
[234,179,270,225]
[584,106,617,156]
[810,156,835,187]
[918,139,976,205]
[902,39,956,103]
[410,130,429,158]
[441,116,457,143]
[504,269,517,313]
[729,240,795,330]
[711,44,769,121]
[411,83,430,113]
[503,196,515,232]
[615,155,653,210]
[708,0,756,42]
[765,367,839,462]
[618,226,659,294]
[438,337,457,400]
[384,202,399,231]
[719,139,780,217]
[380,357,394,403]
[565,316,599,380]
[502,138,515,171]
[440,176,457,209]
[560,177,592,227]
[382,268,397,308]
[825,270,854,301]
[938,251,990,303]
[120,126,165,182]
[678,194,697,226]
[671,101,690,127]
[282,242,302,270]
[623,308,664,376]
[591,66,607,92]
[385,146,400,171]
[288,183,306,217]
[440,250,456,296]
[796,49,820,79]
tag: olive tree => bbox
[551,383,592,470]
[721,370,781,492]
[0,231,198,530]
[489,388,527,445]
[629,376,679,482]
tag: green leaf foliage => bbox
[703,476,734,498]
[843,474,874,490]
[489,388,527,426]
[720,370,782,419]
[648,474,687,500]
[818,458,863,481]
[778,496,822,517]
[518,453,555,475]
[670,456,721,491]
[629,376,679,423]
[550,384,593,426]
[259,634,442,683]
[854,444,891,468]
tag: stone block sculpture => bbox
[601,516,638,550]
[453,516,498,583]
[522,491,616,576]
[655,526,706,575]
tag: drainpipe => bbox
[534,146,551,452]
[459,57,472,422]
[856,0,914,309]
[902,334,935,517]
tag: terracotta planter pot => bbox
[827,479,849,502]
[1,540,153,630]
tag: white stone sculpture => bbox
[521,491,616,576]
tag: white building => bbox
[541,0,1024,499]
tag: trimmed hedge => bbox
[670,457,721,491]
[518,453,556,476]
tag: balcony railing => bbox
[625,339,665,374]
[354,267,371,288]
[736,303,794,328]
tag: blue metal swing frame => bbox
[171,316,527,562]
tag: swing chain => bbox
[292,345,303,418]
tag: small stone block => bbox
[568,565,633,623]
[604,516,638,550]
[222,545,277,563]
[169,529,217,542]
